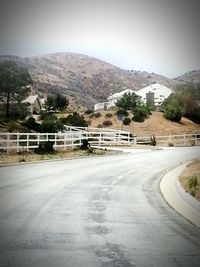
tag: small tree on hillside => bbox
[115,93,139,110]
[60,112,88,127]
[44,93,68,112]
[163,98,183,122]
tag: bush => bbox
[102,120,112,127]
[150,134,156,146]
[105,113,113,118]
[60,112,88,127]
[23,117,40,131]
[8,104,29,120]
[90,112,102,118]
[7,121,18,132]
[168,142,174,147]
[34,141,55,154]
[40,119,64,133]
[84,109,94,115]
[164,98,183,122]
[39,111,57,121]
[123,117,131,125]
[80,139,90,150]
[132,103,151,123]
[116,108,128,117]
[115,92,139,110]
[188,175,198,189]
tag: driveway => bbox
[0,147,200,267]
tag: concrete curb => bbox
[160,162,200,228]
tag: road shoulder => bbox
[160,162,200,228]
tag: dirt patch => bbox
[179,160,200,201]
[0,148,118,165]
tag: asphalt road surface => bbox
[0,147,200,267]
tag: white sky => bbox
[0,0,200,78]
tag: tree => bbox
[60,112,88,127]
[163,98,183,122]
[132,103,151,122]
[0,61,32,117]
[115,92,139,110]
[44,93,68,112]
[174,83,200,124]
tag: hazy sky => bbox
[0,0,200,77]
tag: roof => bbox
[135,83,173,105]
[22,95,39,105]
[107,89,135,100]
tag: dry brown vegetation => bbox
[179,160,200,201]
[85,111,200,137]
[0,148,117,165]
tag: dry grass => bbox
[0,148,117,165]
[179,160,200,201]
[85,111,200,137]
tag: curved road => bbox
[0,147,200,267]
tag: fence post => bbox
[128,133,130,144]
[37,133,40,146]
[7,133,10,153]
[54,133,57,151]
[183,133,186,146]
[99,132,102,148]
[26,133,29,151]
[194,134,198,146]
[17,133,19,153]
[64,133,67,150]
[134,136,137,145]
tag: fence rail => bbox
[0,128,199,153]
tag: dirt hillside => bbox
[85,111,200,137]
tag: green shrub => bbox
[168,142,174,147]
[188,175,198,189]
[164,99,183,122]
[102,120,113,127]
[7,121,18,132]
[115,92,139,110]
[34,141,55,154]
[40,119,64,133]
[116,108,128,117]
[80,139,90,150]
[84,109,94,115]
[23,117,40,131]
[89,112,102,118]
[8,104,29,120]
[105,113,113,118]
[123,117,131,125]
[61,112,88,127]
[150,134,156,146]
[132,104,150,123]
[40,111,57,121]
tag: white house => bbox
[135,83,173,107]
[94,83,173,111]
[94,89,134,111]
[21,95,42,114]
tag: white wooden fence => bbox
[0,127,134,153]
[0,128,199,153]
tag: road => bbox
[0,147,200,267]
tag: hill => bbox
[85,111,200,137]
[0,53,176,109]
[174,70,200,83]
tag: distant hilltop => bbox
[0,52,199,108]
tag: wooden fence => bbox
[0,128,199,153]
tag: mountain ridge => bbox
[0,52,199,108]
